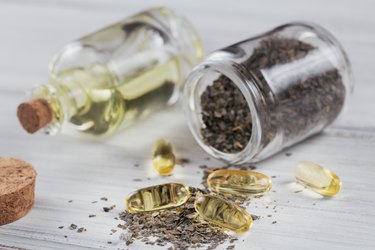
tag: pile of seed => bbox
[117,164,261,249]
[118,187,238,250]
[200,75,252,153]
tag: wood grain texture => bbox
[0,0,374,249]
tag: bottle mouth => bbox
[146,7,205,107]
[183,58,263,164]
[23,84,64,135]
[17,98,53,134]
[148,7,204,67]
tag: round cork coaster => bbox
[0,157,36,225]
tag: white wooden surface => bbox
[1,0,375,249]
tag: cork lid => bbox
[0,157,37,225]
[17,98,53,134]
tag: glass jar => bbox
[17,7,203,137]
[183,22,353,164]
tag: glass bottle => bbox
[183,22,353,164]
[17,7,203,137]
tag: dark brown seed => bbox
[77,227,86,233]
[103,205,116,212]
[251,215,260,221]
[176,158,191,165]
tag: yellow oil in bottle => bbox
[152,139,176,176]
[126,183,190,213]
[194,194,253,233]
[294,161,341,196]
[49,56,180,136]
[207,169,271,199]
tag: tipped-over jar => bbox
[183,22,353,163]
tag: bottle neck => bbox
[22,75,86,135]
[21,84,64,135]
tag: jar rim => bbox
[183,57,263,164]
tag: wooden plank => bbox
[0,0,375,249]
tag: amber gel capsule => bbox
[194,194,253,233]
[207,169,271,198]
[126,183,190,213]
[152,139,176,176]
[294,161,341,196]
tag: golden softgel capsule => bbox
[194,194,253,233]
[294,161,341,196]
[207,169,271,198]
[152,139,176,176]
[126,183,190,213]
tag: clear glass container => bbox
[17,7,203,137]
[183,22,353,164]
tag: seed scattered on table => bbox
[103,205,116,212]
[77,227,87,233]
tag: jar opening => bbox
[183,61,262,164]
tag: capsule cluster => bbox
[127,139,341,235]
[126,168,273,233]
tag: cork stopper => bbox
[0,157,36,225]
[17,98,53,134]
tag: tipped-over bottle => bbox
[17,7,203,137]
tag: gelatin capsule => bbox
[207,169,271,198]
[194,194,253,233]
[126,183,190,213]
[152,139,176,176]
[294,161,341,196]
